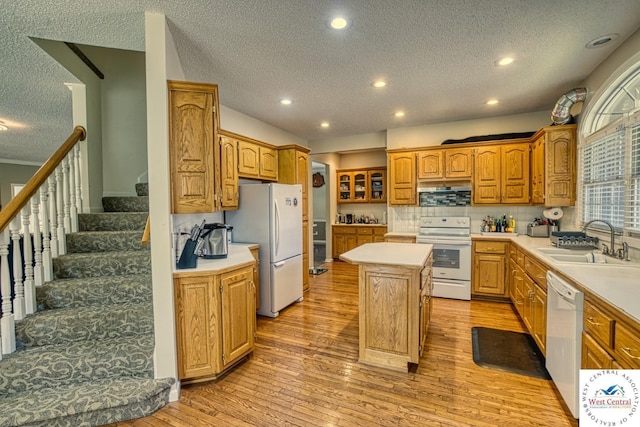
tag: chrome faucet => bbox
[582,219,616,257]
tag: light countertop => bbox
[173,243,257,276]
[472,233,640,322]
[340,242,432,268]
[332,223,388,227]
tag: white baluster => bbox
[21,203,36,314]
[41,185,53,282]
[74,145,83,214]
[68,152,78,232]
[62,157,71,232]
[55,167,66,255]
[31,192,44,287]
[48,175,59,258]
[10,218,25,321]
[1,229,16,355]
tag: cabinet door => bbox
[345,234,358,253]
[174,275,219,379]
[417,151,444,180]
[531,136,545,205]
[302,220,309,292]
[473,146,501,204]
[508,258,518,302]
[369,169,387,202]
[389,153,417,205]
[168,82,217,213]
[533,286,546,355]
[522,275,535,333]
[472,253,506,296]
[220,267,255,369]
[545,127,576,206]
[259,146,278,180]
[445,148,473,179]
[353,171,368,202]
[297,151,309,220]
[501,143,530,204]
[219,135,239,209]
[582,332,614,369]
[237,140,260,177]
[337,172,353,202]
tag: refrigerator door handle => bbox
[274,260,285,267]
[274,198,280,256]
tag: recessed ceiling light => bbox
[394,111,405,118]
[320,122,330,128]
[0,124,7,131]
[586,34,619,49]
[330,16,349,30]
[279,98,292,105]
[495,57,514,66]
[485,99,499,105]
[371,80,386,88]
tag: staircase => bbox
[0,184,174,427]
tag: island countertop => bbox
[340,242,433,268]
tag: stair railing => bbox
[0,126,86,359]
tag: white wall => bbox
[220,106,308,147]
[308,131,386,154]
[0,163,40,207]
[82,46,148,197]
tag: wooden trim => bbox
[0,126,86,233]
[219,128,275,149]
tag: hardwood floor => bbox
[110,261,577,426]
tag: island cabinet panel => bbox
[168,81,219,213]
[388,152,417,205]
[359,265,421,370]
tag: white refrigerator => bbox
[226,183,303,317]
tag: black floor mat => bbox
[471,327,551,380]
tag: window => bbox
[580,58,640,234]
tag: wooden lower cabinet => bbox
[332,225,387,258]
[249,246,260,310]
[582,332,614,369]
[174,264,256,383]
[384,234,416,243]
[472,240,508,298]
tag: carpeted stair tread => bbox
[53,250,150,279]
[0,335,155,397]
[66,230,147,253]
[16,303,153,348]
[37,274,152,309]
[102,196,149,213]
[0,376,174,427]
[78,212,148,232]
[135,183,149,197]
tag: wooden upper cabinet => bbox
[532,125,576,207]
[353,171,368,202]
[473,146,501,204]
[338,171,353,202]
[218,134,239,210]
[336,168,386,203]
[473,143,529,205]
[445,147,473,179]
[259,146,278,181]
[278,145,311,220]
[388,152,417,205]
[369,169,387,202]
[417,147,472,181]
[417,151,444,180]
[501,143,530,204]
[168,81,219,214]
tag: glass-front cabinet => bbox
[337,168,386,203]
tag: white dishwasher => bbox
[546,271,584,419]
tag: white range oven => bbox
[416,216,472,300]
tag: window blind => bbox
[629,123,640,230]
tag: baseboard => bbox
[168,381,181,402]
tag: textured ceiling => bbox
[1,1,640,163]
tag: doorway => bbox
[311,161,329,267]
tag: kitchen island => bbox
[340,242,433,371]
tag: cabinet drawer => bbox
[516,250,525,268]
[357,227,373,235]
[509,245,517,260]
[524,256,547,288]
[584,301,614,350]
[474,240,507,254]
[615,322,640,369]
[333,226,357,234]
[373,227,387,236]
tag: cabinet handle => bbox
[585,317,601,326]
[621,347,640,360]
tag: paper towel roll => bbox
[543,207,564,220]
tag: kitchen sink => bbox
[536,247,594,255]
[543,252,638,267]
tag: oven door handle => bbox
[417,239,471,246]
